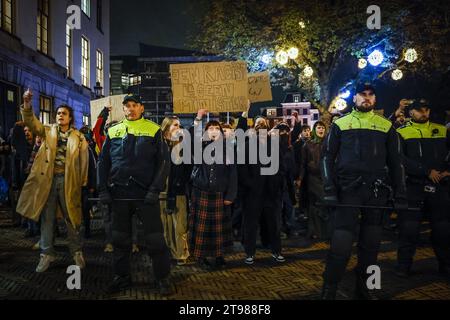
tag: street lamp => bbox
[94,81,103,98]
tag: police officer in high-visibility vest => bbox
[320,82,407,300]
[396,99,450,278]
[97,94,172,295]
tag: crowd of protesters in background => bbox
[0,88,448,299]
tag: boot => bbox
[354,275,378,300]
[157,278,174,296]
[320,283,337,300]
[107,275,132,294]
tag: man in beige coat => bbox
[16,90,88,273]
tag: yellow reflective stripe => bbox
[108,120,160,139]
[396,123,446,140]
[335,113,391,133]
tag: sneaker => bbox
[107,275,132,294]
[73,251,86,269]
[104,243,114,253]
[244,256,255,265]
[157,278,174,296]
[272,253,286,263]
[36,254,55,273]
[177,259,187,266]
[132,244,139,254]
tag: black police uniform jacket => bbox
[396,120,449,184]
[321,108,407,199]
[97,117,169,193]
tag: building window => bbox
[81,36,90,88]
[96,50,103,87]
[293,95,300,103]
[129,75,141,86]
[303,108,308,115]
[0,0,14,34]
[96,0,102,31]
[313,113,319,121]
[81,0,90,17]
[121,75,130,87]
[37,0,50,55]
[83,114,90,126]
[302,118,308,125]
[39,95,52,125]
[66,24,72,78]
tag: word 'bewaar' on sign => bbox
[170,61,249,114]
[248,71,273,103]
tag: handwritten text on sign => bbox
[170,61,248,113]
[248,71,273,103]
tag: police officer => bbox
[396,99,450,277]
[320,82,407,299]
[97,94,172,295]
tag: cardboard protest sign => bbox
[90,94,127,124]
[248,71,272,103]
[170,61,248,113]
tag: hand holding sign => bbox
[23,88,33,108]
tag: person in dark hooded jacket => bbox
[298,121,330,240]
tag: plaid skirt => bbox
[188,188,233,259]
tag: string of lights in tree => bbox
[331,47,419,112]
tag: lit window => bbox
[81,0,90,17]
[130,76,142,86]
[96,50,103,87]
[39,95,52,125]
[37,0,49,55]
[0,0,14,34]
[66,24,72,77]
[293,95,300,103]
[81,37,90,87]
[83,114,90,126]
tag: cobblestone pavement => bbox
[0,207,449,300]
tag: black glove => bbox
[393,198,409,211]
[98,189,112,205]
[144,191,159,205]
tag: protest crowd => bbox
[0,81,449,300]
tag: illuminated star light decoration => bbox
[335,98,348,111]
[391,69,403,81]
[261,53,273,64]
[299,21,306,28]
[358,58,368,69]
[303,66,314,78]
[368,50,384,66]
[404,48,418,63]
[339,90,351,99]
[287,47,299,59]
[275,50,289,65]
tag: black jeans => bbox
[242,183,282,256]
[111,186,171,281]
[398,183,450,269]
[323,181,387,285]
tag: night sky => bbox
[109,1,449,121]
[110,0,202,56]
